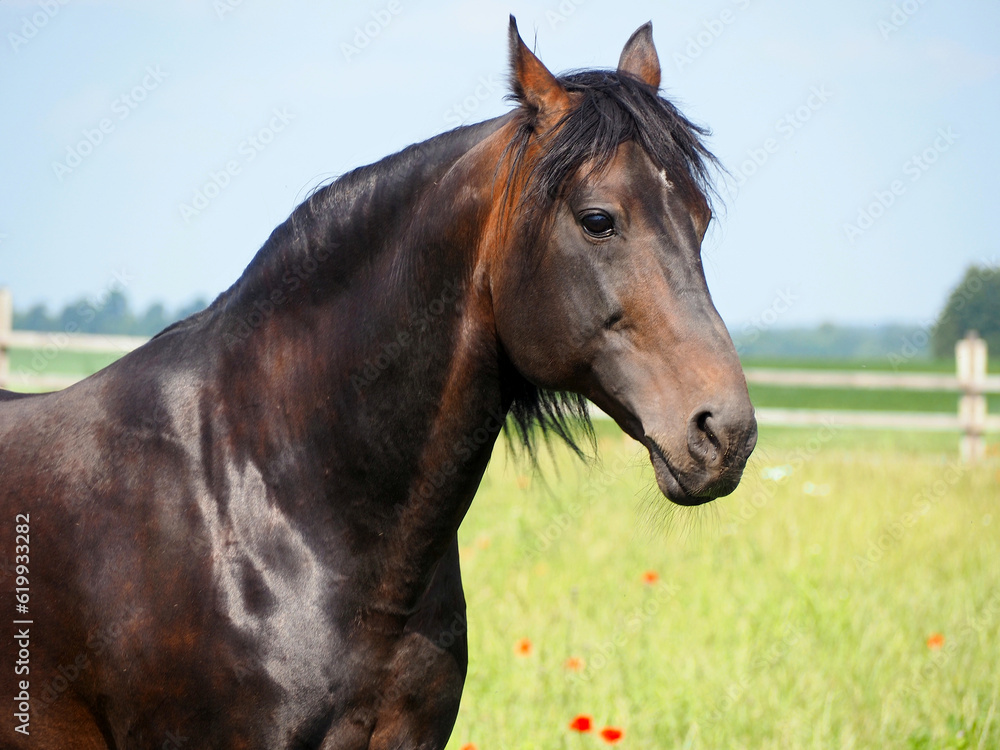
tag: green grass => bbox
[747,384,1000,415]
[6,347,124,378]
[448,423,1000,749]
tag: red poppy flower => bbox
[641,570,659,585]
[926,633,944,650]
[515,637,533,656]
[569,714,593,732]
[600,726,624,744]
[460,744,477,750]
[564,656,585,671]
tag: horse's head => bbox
[492,19,756,506]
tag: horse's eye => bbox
[580,211,615,238]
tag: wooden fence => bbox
[744,331,1000,462]
[1,288,998,460]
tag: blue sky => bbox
[1,0,998,331]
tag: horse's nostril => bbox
[696,411,716,444]
[687,403,758,473]
[688,408,723,465]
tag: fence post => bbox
[0,288,12,390]
[956,330,987,463]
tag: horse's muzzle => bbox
[645,402,757,505]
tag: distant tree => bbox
[173,297,208,322]
[15,303,54,332]
[931,265,1000,358]
[137,303,169,336]
[92,290,132,334]
[58,298,93,333]
[13,292,210,336]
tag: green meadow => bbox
[448,422,999,750]
[6,347,123,385]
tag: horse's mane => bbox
[155,72,719,464]
[502,70,720,461]
[510,70,718,219]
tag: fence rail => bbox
[0,288,996,460]
[744,332,997,461]
[742,367,1000,394]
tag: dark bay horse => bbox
[0,18,755,749]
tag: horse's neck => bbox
[204,114,517,604]
[216,114,511,320]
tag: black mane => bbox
[503,70,720,460]
[504,70,718,224]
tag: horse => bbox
[0,17,756,750]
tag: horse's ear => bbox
[618,22,661,90]
[508,16,571,130]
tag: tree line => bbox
[13,290,207,337]
[930,264,1000,358]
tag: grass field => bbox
[447,422,999,750]
[6,347,124,384]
